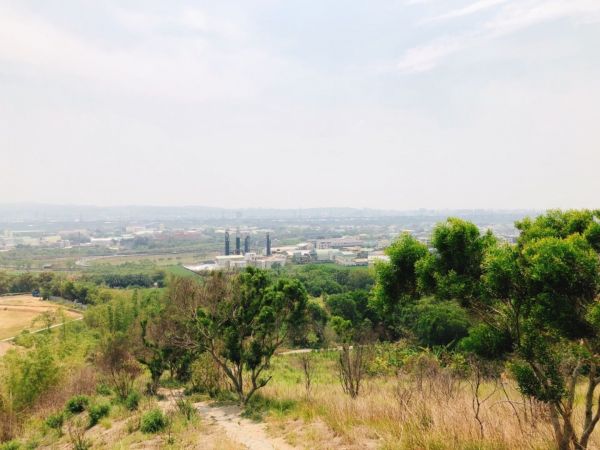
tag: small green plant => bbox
[0,441,20,450]
[140,409,168,433]
[65,395,90,414]
[87,403,110,428]
[176,398,196,421]
[67,417,91,450]
[124,391,141,410]
[23,440,38,450]
[95,382,112,396]
[241,395,296,421]
[45,411,64,431]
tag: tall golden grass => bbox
[261,357,600,450]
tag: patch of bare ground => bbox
[194,401,295,450]
[0,341,14,357]
[0,295,82,341]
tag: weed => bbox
[88,402,110,428]
[65,395,90,414]
[140,409,168,433]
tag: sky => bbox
[1,0,599,210]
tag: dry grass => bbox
[0,295,81,341]
[260,355,600,450]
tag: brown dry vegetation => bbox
[0,295,81,341]
[258,353,600,450]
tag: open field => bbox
[0,295,82,341]
[84,251,208,267]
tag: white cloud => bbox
[399,0,600,73]
[423,0,508,24]
[484,0,600,36]
[397,35,472,73]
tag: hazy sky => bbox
[1,0,599,210]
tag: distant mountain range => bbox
[0,203,541,223]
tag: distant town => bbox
[0,205,529,272]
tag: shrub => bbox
[190,353,226,396]
[45,412,64,431]
[459,323,512,359]
[242,395,296,421]
[366,341,414,376]
[140,409,168,433]
[65,395,90,414]
[95,383,112,396]
[124,391,141,411]
[0,441,20,450]
[87,403,110,428]
[176,398,196,421]
[413,298,470,347]
[67,422,91,450]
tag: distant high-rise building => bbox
[224,231,230,256]
[266,233,272,256]
[235,235,241,255]
[244,235,250,254]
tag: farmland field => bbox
[0,295,82,341]
[84,251,206,267]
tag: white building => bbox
[315,249,342,262]
[335,251,359,266]
[215,255,245,269]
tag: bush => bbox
[124,391,141,411]
[242,395,296,421]
[65,395,90,414]
[0,441,20,450]
[459,323,512,359]
[87,403,110,428]
[176,398,196,421]
[190,353,226,396]
[45,412,64,430]
[140,409,168,433]
[413,298,470,346]
[95,383,112,396]
[366,341,415,376]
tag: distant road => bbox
[278,345,351,356]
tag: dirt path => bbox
[194,402,295,450]
[0,317,84,343]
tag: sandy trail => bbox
[157,388,294,450]
[194,402,295,450]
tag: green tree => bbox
[413,298,470,347]
[371,233,428,334]
[176,268,308,405]
[480,211,600,450]
[427,218,491,303]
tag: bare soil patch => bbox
[0,295,82,341]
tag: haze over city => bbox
[1,0,599,209]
